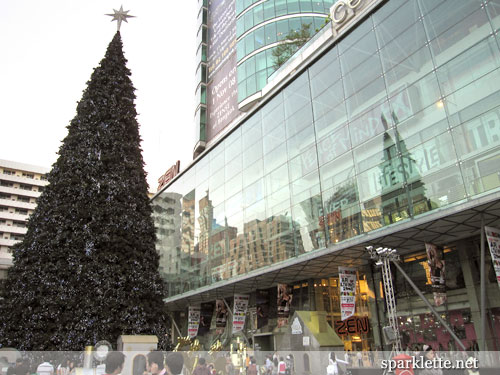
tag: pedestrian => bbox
[247,358,258,375]
[164,352,183,375]
[344,351,350,367]
[225,354,235,375]
[265,355,272,375]
[192,358,210,375]
[419,345,443,375]
[277,357,286,375]
[37,359,54,375]
[356,351,362,367]
[103,352,125,375]
[285,355,293,375]
[271,358,279,375]
[9,359,29,375]
[147,351,166,375]
[132,355,147,375]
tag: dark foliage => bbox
[0,32,168,350]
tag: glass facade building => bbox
[236,0,335,102]
[156,0,500,351]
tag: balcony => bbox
[0,173,49,186]
[0,238,19,247]
[0,185,41,198]
[0,224,27,235]
[0,198,36,210]
[0,211,30,222]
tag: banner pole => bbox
[391,260,467,351]
[170,313,182,338]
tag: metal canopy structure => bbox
[164,192,500,311]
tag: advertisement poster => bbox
[277,284,293,327]
[256,289,270,329]
[425,242,447,306]
[215,299,228,334]
[485,226,500,288]
[188,305,200,338]
[206,0,241,142]
[339,267,357,320]
[232,294,249,334]
[198,302,215,336]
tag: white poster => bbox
[485,226,500,288]
[232,294,249,334]
[188,305,200,338]
[339,267,357,321]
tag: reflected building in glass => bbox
[156,0,500,354]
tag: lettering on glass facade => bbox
[330,0,376,32]
[157,160,180,191]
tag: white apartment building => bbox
[0,159,49,279]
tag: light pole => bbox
[366,246,402,353]
[366,246,467,352]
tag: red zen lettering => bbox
[157,160,180,191]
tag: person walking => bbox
[36,360,54,375]
[147,351,166,375]
[103,352,125,375]
[165,353,184,375]
[192,358,210,375]
[277,357,286,375]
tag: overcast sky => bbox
[1,0,198,191]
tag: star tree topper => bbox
[106,5,135,31]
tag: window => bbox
[17,196,30,203]
[2,169,15,175]
[15,208,28,215]
[19,184,32,191]
[13,221,26,228]
[22,173,34,179]
[0,180,13,187]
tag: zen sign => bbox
[157,160,180,191]
[334,316,370,336]
[330,0,377,31]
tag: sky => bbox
[1,0,198,191]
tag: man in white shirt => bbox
[36,361,54,375]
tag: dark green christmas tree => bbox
[0,32,168,350]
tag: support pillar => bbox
[457,241,495,350]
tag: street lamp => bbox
[365,246,467,352]
[366,246,402,353]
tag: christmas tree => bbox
[0,31,168,350]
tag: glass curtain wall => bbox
[153,0,500,297]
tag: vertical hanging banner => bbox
[425,242,447,306]
[215,299,229,334]
[256,289,270,329]
[485,226,500,287]
[188,305,201,338]
[198,302,215,336]
[232,294,249,333]
[339,267,357,320]
[277,284,293,327]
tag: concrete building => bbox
[0,159,49,279]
